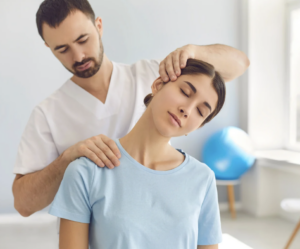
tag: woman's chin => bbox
[156,127,181,138]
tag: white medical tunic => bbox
[13,60,160,175]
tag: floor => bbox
[0,211,299,249]
[221,211,300,249]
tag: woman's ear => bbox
[151,77,166,96]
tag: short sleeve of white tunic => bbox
[13,59,161,174]
[49,139,222,248]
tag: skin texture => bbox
[43,12,104,80]
[59,219,89,249]
[198,245,218,249]
[59,73,220,248]
[12,9,249,217]
[150,75,218,137]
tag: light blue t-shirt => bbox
[49,139,222,248]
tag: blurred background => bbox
[0,0,300,248]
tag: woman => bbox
[49,59,226,249]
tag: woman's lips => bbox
[168,112,181,127]
[77,61,92,71]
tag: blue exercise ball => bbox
[202,126,255,180]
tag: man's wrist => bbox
[193,44,208,62]
[58,149,73,170]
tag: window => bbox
[287,1,300,151]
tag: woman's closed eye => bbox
[180,89,203,117]
[180,88,189,97]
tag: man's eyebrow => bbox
[73,33,88,42]
[54,44,67,51]
[184,81,212,113]
[54,34,88,51]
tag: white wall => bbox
[0,0,243,213]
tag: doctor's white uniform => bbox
[13,59,161,175]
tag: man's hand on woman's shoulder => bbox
[63,134,121,169]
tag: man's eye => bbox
[60,48,68,54]
[79,39,88,44]
[180,89,189,97]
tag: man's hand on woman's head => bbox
[63,134,121,169]
[160,43,250,83]
[159,44,196,82]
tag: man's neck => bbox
[70,54,113,103]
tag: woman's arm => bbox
[197,244,218,249]
[59,218,89,249]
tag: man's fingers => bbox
[172,51,181,76]
[102,138,121,159]
[84,148,105,168]
[86,140,116,169]
[159,46,191,83]
[159,62,169,82]
[165,56,177,81]
[179,50,189,68]
[94,138,120,167]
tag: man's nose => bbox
[72,49,85,63]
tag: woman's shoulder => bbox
[185,153,215,178]
[64,156,97,180]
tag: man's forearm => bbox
[193,44,250,82]
[12,151,71,217]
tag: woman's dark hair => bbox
[144,59,226,127]
[36,0,95,40]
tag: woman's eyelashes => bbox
[180,88,189,97]
[180,89,203,117]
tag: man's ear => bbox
[44,42,49,48]
[151,77,165,96]
[95,17,103,37]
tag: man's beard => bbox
[65,37,104,78]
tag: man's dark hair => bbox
[144,59,226,128]
[36,0,95,40]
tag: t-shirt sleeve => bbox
[48,157,94,224]
[197,171,222,245]
[13,106,59,175]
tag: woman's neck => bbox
[119,108,184,171]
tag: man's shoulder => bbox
[115,59,161,67]
[114,59,161,75]
[33,80,71,114]
[130,59,161,70]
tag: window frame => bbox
[285,0,300,151]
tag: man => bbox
[12,0,249,217]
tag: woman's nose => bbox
[180,108,188,117]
